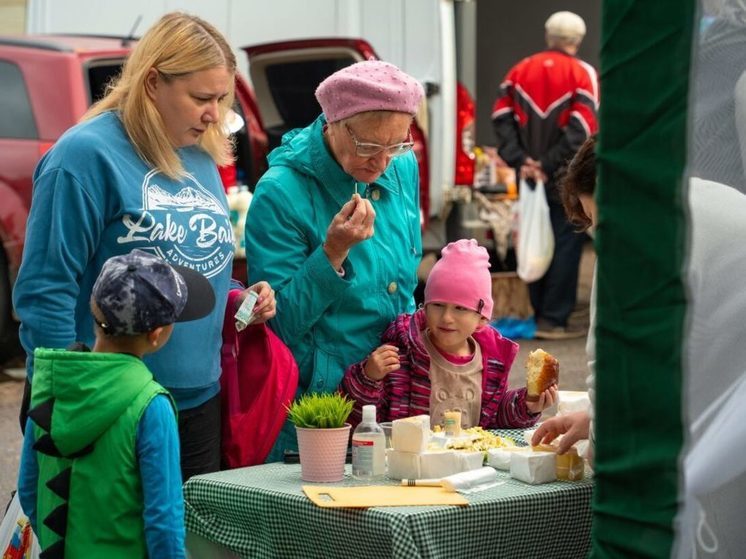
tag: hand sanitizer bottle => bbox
[352,405,385,480]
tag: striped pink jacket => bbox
[341,309,540,429]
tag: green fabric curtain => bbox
[593,1,694,557]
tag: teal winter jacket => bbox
[245,115,422,459]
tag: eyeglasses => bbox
[345,124,414,158]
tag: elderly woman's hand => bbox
[323,193,376,270]
[234,281,276,324]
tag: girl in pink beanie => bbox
[341,239,557,430]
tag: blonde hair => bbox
[84,12,236,178]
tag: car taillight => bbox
[218,163,238,192]
[38,141,55,157]
[409,123,429,231]
[454,82,475,186]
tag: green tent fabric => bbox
[593,1,694,557]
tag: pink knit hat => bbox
[315,60,425,123]
[424,239,494,319]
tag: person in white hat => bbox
[491,11,598,340]
[544,11,587,47]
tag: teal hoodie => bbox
[245,115,422,460]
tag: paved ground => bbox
[0,243,595,504]
[0,371,24,505]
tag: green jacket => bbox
[29,348,171,558]
[245,115,422,459]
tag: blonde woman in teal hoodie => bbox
[13,13,276,481]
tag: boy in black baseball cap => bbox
[18,249,214,558]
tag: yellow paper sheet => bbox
[302,485,468,508]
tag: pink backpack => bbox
[220,289,299,468]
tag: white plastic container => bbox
[229,185,252,258]
[352,405,385,480]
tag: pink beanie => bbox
[424,239,493,319]
[315,60,425,123]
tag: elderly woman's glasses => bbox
[345,124,414,158]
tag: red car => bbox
[0,34,468,362]
[0,35,268,360]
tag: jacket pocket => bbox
[308,345,344,394]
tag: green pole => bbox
[592,1,693,556]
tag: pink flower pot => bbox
[295,424,351,482]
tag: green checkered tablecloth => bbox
[184,429,593,559]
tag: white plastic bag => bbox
[515,178,554,282]
[0,492,40,558]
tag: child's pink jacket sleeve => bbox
[476,325,541,429]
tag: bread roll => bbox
[531,443,558,453]
[526,348,559,401]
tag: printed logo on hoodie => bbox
[117,169,233,278]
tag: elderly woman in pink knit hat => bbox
[245,60,425,461]
[342,238,557,430]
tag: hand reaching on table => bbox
[531,411,590,454]
[364,344,400,381]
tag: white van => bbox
[27,0,480,249]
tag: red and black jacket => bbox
[492,49,598,191]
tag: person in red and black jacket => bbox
[492,11,598,340]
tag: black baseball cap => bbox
[92,249,215,336]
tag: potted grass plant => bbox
[287,392,354,482]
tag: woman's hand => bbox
[363,344,400,381]
[525,384,558,415]
[530,411,590,454]
[234,281,276,324]
[323,193,376,270]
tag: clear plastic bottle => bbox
[231,185,252,258]
[352,405,385,480]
